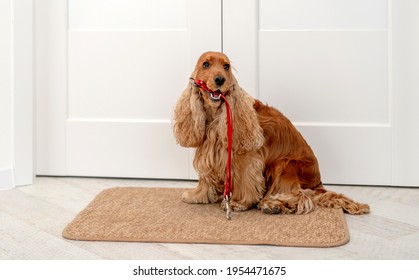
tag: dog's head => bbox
[174,51,264,151]
[192,51,234,108]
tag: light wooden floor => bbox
[1,176,418,260]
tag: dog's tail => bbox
[310,184,370,215]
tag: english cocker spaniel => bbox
[173,51,369,216]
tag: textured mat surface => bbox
[63,187,349,247]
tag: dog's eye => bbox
[224,64,230,70]
[203,61,210,68]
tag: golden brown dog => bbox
[173,51,369,215]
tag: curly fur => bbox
[173,82,206,147]
[173,51,370,215]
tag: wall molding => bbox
[12,0,34,186]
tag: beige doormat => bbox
[62,187,349,247]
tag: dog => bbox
[173,51,369,215]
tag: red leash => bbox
[191,78,233,219]
[192,79,213,95]
[220,94,233,219]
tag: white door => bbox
[37,0,419,186]
[36,0,221,179]
[223,0,419,186]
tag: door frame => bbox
[14,0,34,187]
[0,0,34,189]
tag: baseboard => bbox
[0,168,14,190]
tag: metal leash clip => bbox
[225,193,232,220]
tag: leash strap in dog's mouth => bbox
[190,78,214,93]
[190,78,223,100]
[190,78,233,220]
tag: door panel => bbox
[68,31,190,120]
[68,0,188,30]
[259,0,387,30]
[259,31,389,124]
[66,120,188,178]
[224,0,392,185]
[37,0,221,179]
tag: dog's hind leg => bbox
[258,172,316,215]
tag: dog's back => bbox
[253,99,322,191]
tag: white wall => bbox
[0,0,34,190]
[0,0,14,189]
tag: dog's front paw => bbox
[182,187,220,204]
[182,189,199,204]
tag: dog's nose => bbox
[214,76,226,86]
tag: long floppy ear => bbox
[172,76,206,147]
[226,78,265,153]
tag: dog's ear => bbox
[172,72,206,147]
[227,81,264,153]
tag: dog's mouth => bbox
[190,78,227,103]
[209,90,223,102]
